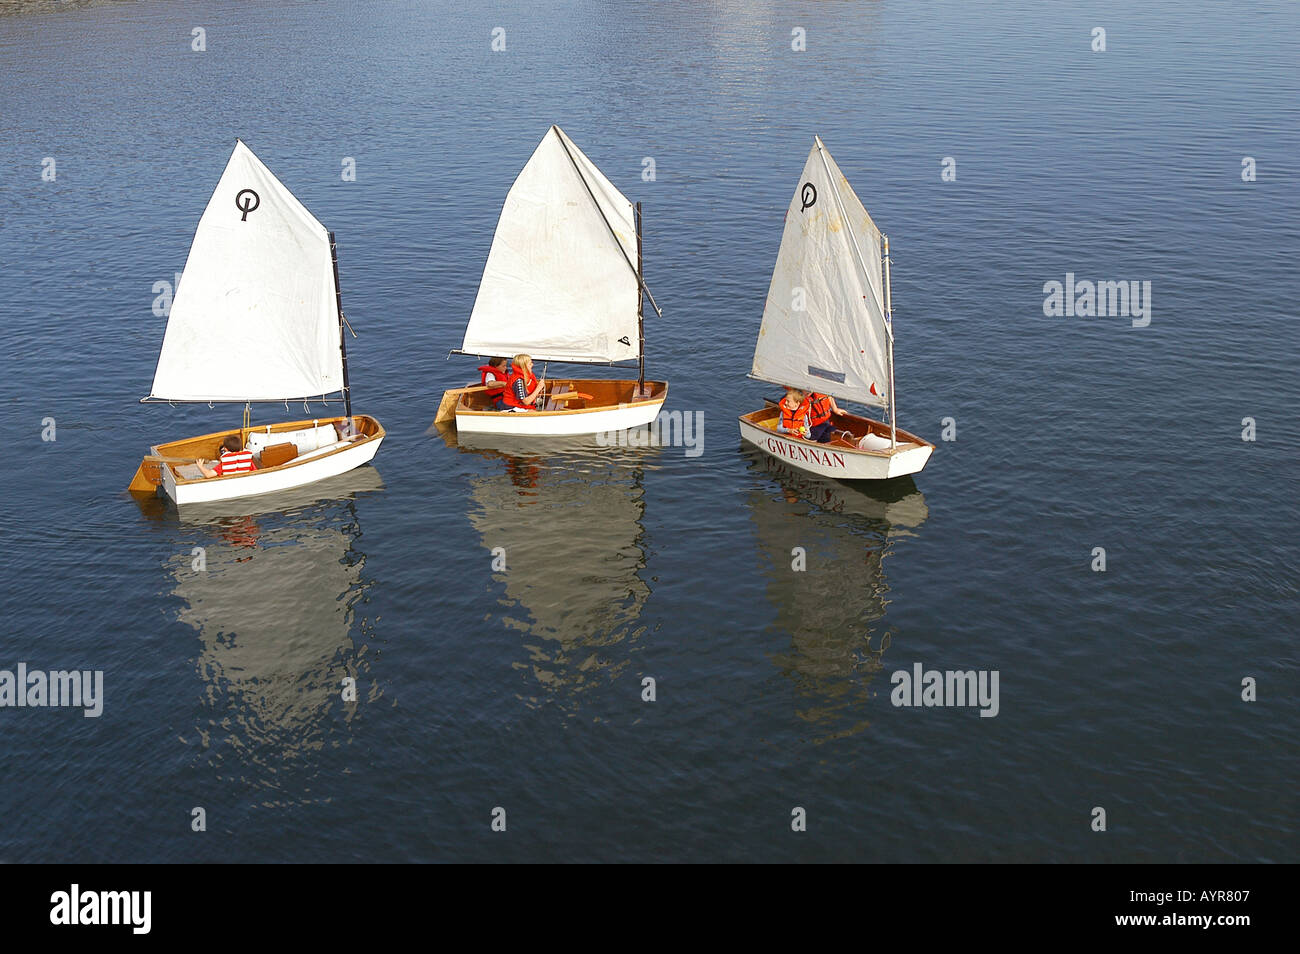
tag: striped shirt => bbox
[215,449,257,475]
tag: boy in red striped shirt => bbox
[198,435,258,478]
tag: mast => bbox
[328,230,353,419]
[635,201,645,391]
[883,234,896,448]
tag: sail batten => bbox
[148,140,344,404]
[459,127,642,365]
[751,138,892,409]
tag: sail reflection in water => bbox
[165,469,384,788]
[455,432,653,709]
[745,452,928,742]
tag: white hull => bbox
[163,436,382,505]
[457,398,664,437]
[148,414,386,507]
[450,379,669,438]
[738,409,932,481]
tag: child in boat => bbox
[776,387,811,439]
[478,356,510,410]
[805,392,842,444]
[503,353,547,411]
[198,435,258,477]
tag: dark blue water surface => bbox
[1,0,1296,862]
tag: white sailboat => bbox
[436,125,668,436]
[128,140,384,506]
[738,136,933,480]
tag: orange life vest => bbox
[478,364,507,392]
[807,393,833,426]
[502,367,538,410]
[780,397,810,432]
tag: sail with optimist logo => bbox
[149,139,347,405]
[750,136,892,411]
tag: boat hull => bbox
[453,379,667,437]
[151,415,384,506]
[738,406,933,480]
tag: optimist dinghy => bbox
[738,137,933,481]
[436,126,668,437]
[128,140,384,506]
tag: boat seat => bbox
[544,384,570,412]
[258,442,298,468]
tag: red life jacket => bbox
[478,364,507,392]
[215,449,256,475]
[780,397,810,432]
[807,393,833,426]
[502,367,538,410]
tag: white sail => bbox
[460,126,641,365]
[751,137,891,409]
[149,140,344,403]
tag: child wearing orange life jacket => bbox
[198,435,258,478]
[805,392,842,444]
[502,353,546,411]
[478,357,510,410]
[776,388,811,438]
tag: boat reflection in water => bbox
[444,427,654,712]
[161,468,385,791]
[744,450,928,743]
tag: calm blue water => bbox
[1,0,1296,862]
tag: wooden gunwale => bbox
[455,380,668,418]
